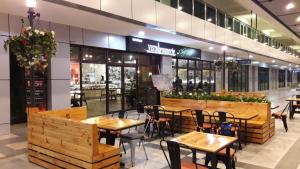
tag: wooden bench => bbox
[38,106,88,121]
[161,97,273,144]
[27,110,120,169]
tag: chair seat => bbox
[158,117,171,122]
[181,160,208,169]
[217,148,235,157]
[203,123,212,129]
[120,133,144,140]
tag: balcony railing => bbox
[155,0,300,57]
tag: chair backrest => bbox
[28,112,98,163]
[213,111,235,126]
[167,141,182,169]
[153,105,160,120]
[118,111,126,119]
[137,103,145,114]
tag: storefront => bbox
[70,36,215,116]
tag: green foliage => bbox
[4,27,56,71]
[164,91,269,103]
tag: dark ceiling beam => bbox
[251,0,300,39]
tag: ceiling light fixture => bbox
[249,55,253,58]
[207,18,212,22]
[209,46,214,50]
[178,6,183,10]
[138,31,145,37]
[221,46,228,51]
[297,16,300,22]
[286,3,295,10]
[272,59,275,63]
[26,0,37,8]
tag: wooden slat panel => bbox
[28,155,62,169]
[28,150,83,169]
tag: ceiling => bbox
[255,0,300,51]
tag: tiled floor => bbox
[0,88,300,169]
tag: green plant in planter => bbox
[4,27,56,71]
[214,60,224,72]
[164,91,269,103]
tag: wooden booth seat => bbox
[27,111,120,169]
[38,106,88,121]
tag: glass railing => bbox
[155,0,300,58]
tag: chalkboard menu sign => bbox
[126,36,201,58]
[25,69,47,110]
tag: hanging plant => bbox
[214,60,224,72]
[4,26,56,71]
[226,60,240,72]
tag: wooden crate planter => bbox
[161,97,273,144]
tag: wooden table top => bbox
[286,98,300,101]
[145,105,191,113]
[171,131,237,153]
[204,109,258,120]
[81,116,144,131]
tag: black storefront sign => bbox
[126,36,201,58]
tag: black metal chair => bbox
[160,140,208,169]
[151,105,174,139]
[191,110,212,133]
[205,111,238,169]
[292,95,300,117]
[272,103,289,132]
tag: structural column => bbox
[0,36,10,135]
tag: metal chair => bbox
[191,110,212,133]
[272,103,289,132]
[160,140,208,169]
[205,111,238,169]
[151,105,174,139]
[119,123,148,167]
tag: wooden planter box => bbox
[161,97,274,144]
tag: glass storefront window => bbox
[82,48,106,63]
[217,10,225,28]
[124,53,137,64]
[178,68,188,90]
[202,70,210,93]
[179,0,193,15]
[258,67,269,91]
[178,59,188,67]
[124,67,137,110]
[194,0,205,20]
[107,51,122,64]
[189,60,196,68]
[206,5,216,24]
[228,65,249,92]
[279,70,285,88]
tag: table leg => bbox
[226,147,232,169]
[211,153,217,169]
[291,101,294,119]
[172,112,175,136]
[179,111,182,133]
[238,120,242,150]
[192,149,196,163]
[244,120,248,146]
[106,130,116,145]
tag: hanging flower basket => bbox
[4,27,56,71]
[214,60,224,72]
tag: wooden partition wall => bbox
[161,98,274,144]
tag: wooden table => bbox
[145,105,191,133]
[171,131,237,169]
[81,116,144,145]
[286,98,300,119]
[204,109,258,149]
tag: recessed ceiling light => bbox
[273,65,279,67]
[252,61,260,64]
[221,46,228,51]
[209,47,214,50]
[178,6,183,10]
[249,55,253,58]
[226,57,233,60]
[138,31,145,37]
[227,27,231,30]
[289,64,292,66]
[207,18,212,22]
[297,16,300,22]
[286,3,295,10]
[296,65,299,67]
[272,60,275,63]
